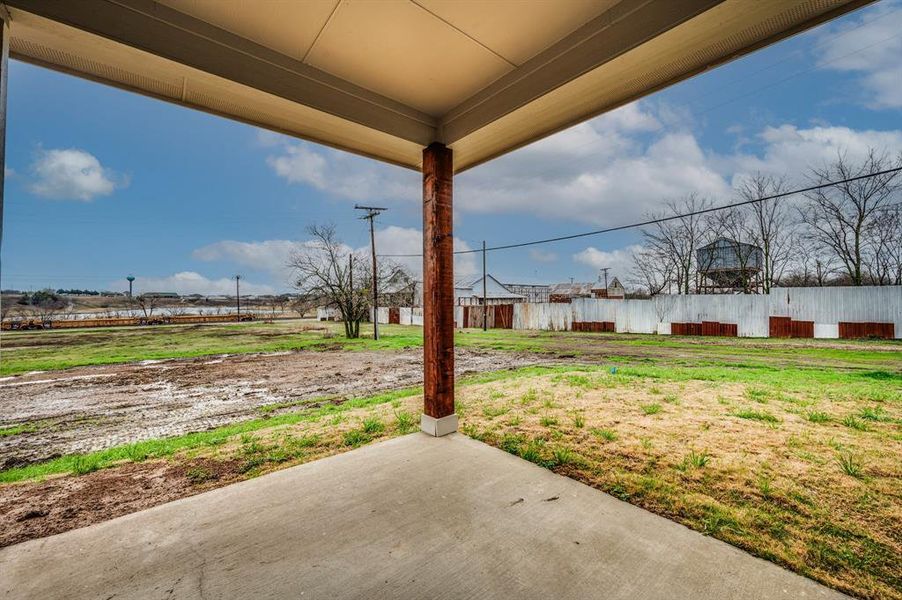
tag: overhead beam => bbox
[6,0,437,147]
[439,0,724,145]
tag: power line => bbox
[380,166,902,258]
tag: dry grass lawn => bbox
[149,363,900,598]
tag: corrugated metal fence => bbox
[509,287,900,338]
[363,286,902,339]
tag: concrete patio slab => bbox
[1,433,846,599]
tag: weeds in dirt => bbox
[677,450,710,471]
[591,428,617,442]
[745,387,771,403]
[394,410,415,433]
[342,429,370,447]
[837,453,864,479]
[806,411,831,423]
[641,403,662,415]
[71,455,100,475]
[540,415,558,427]
[0,421,50,437]
[858,406,891,422]
[572,413,585,428]
[186,467,215,484]
[520,388,538,405]
[482,405,510,418]
[733,409,779,424]
[842,415,870,432]
[361,416,385,435]
[553,447,578,466]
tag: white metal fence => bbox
[334,286,902,339]
[514,287,901,338]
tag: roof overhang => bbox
[3,0,873,172]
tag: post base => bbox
[420,413,458,437]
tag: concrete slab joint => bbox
[420,413,458,437]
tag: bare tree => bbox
[641,194,714,294]
[0,298,15,323]
[166,305,188,317]
[288,224,402,339]
[25,290,67,326]
[629,246,673,296]
[784,238,838,287]
[133,294,159,318]
[867,204,902,285]
[801,150,902,285]
[736,173,795,292]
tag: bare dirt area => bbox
[0,348,542,469]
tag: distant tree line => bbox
[630,148,902,295]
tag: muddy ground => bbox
[0,348,543,469]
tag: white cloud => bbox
[374,225,478,281]
[193,226,479,289]
[573,244,643,281]
[29,148,125,201]
[259,100,902,230]
[529,249,558,263]
[817,1,902,109]
[717,124,902,187]
[110,272,274,296]
[265,135,419,203]
[193,239,297,281]
[456,112,731,225]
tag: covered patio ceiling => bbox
[3,0,873,172]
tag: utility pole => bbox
[354,204,387,340]
[482,241,487,331]
[600,267,610,290]
[235,274,241,320]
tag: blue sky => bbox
[2,1,901,294]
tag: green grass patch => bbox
[641,403,662,415]
[733,409,780,424]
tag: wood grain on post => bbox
[422,143,454,419]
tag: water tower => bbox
[696,238,763,294]
[126,275,135,297]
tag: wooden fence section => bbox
[838,322,895,339]
[769,317,814,338]
[2,313,255,331]
[460,305,513,329]
[671,321,737,337]
[572,321,615,332]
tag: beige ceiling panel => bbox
[416,0,617,65]
[6,0,871,173]
[305,0,513,115]
[450,0,870,171]
[155,0,339,61]
[7,8,424,169]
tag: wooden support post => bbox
[421,142,456,436]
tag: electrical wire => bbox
[379,166,902,258]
